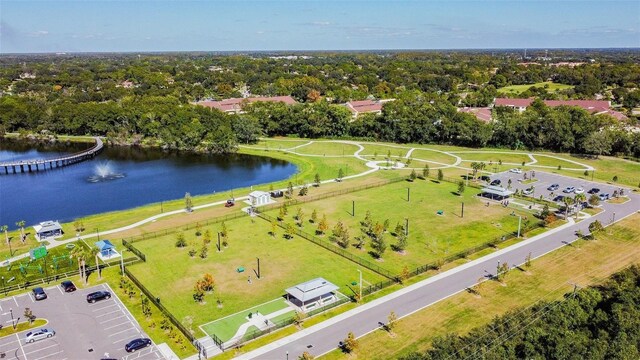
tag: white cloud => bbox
[27,30,49,37]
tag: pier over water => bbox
[0,137,104,174]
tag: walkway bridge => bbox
[1,137,104,174]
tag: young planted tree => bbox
[203,229,212,244]
[299,352,314,360]
[199,245,208,259]
[296,208,305,227]
[310,209,318,223]
[525,252,532,268]
[332,221,350,249]
[286,182,294,199]
[175,232,187,248]
[337,168,344,181]
[314,173,321,187]
[422,164,430,179]
[437,169,444,181]
[184,192,193,212]
[317,214,329,235]
[298,185,308,196]
[342,332,359,353]
[285,222,296,239]
[370,222,387,258]
[394,222,404,236]
[588,194,600,207]
[383,219,390,232]
[589,220,604,234]
[387,311,398,333]
[457,180,465,195]
[220,222,229,244]
[193,281,205,303]
[270,219,278,237]
[401,266,410,281]
[201,273,215,292]
[395,231,408,252]
[409,169,417,181]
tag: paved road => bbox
[0,283,164,360]
[238,172,640,359]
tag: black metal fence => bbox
[122,239,146,262]
[256,211,398,281]
[124,267,197,347]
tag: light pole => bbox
[2,276,5,296]
[286,351,289,360]
[517,214,522,238]
[356,269,362,301]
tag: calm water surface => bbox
[0,140,296,226]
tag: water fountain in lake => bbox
[87,161,125,183]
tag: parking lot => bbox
[490,170,630,204]
[0,283,165,360]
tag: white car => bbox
[509,168,522,174]
[522,187,534,195]
[574,187,585,194]
[25,328,55,343]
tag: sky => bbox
[1,1,639,53]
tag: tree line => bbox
[400,264,640,360]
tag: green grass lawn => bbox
[497,81,574,95]
[250,138,312,150]
[291,141,361,157]
[531,154,589,169]
[453,151,532,165]
[359,143,412,157]
[407,149,459,165]
[127,215,385,336]
[280,180,538,274]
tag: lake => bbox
[0,139,296,227]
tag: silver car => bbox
[24,328,55,343]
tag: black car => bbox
[125,338,152,352]
[479,175,491,182]
[490,179,501,186]
[86,290,111,303]
[32,287,47,301]
[60,280,76,293]
[587,188,601,194]
[270,190,284,198]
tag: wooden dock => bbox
[1,137,104,174]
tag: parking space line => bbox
[112,335,136,344]
[108,327,137,337]
[31,350,63,360]
[15,334,27,360]
[28,292,34,303]
[23,343,59,355]
[96,309,122,318]
[14,296,19,306]
[57,286,64,295]
[103,318,129,329]
[89,300,115,309]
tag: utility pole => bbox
[352,200,355,217]
[407,187,410,202]
[405,218,409,236]
[461,202,464,218]
[357,269,362,301]
[256,257,261,279]
[517,215,522,238]
[217,232,221,252]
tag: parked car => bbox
[563,186,575,193]
[574,187,585,194]
[522,187,534,195]
[60,280,76,292]
[599,193,611,201]
[490,179,501,186]
[553,195,565,203]
[509,168,522,174]
[32,287,47,301]
[24,328,55,343]
[270,190,284,198]
[547,184,559,191]
[224,199,235,207]
[125,338,152,352]
[86,291,111,303]
[479,175,491,182]
[587,188,601,194]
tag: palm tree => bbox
[563,197,575,219]
[15,220,26,243]
[71,246,89,285]
[470,162,480,180]
[1,225,8,245]
[91,247,102,281]
[574,193,587,219]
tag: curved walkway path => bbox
[6,140,596,265]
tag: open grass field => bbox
[497,81,574,95]
[407,149,459,165]
[359,143,411,157]
[279,179,537,274]
[127,215,385,336]
[453,151,533,165]
[531,154,589,169]
[321,213,640,360]
[250,138,311,150]
[291,141,361,157]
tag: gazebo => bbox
[95,240,120,260]
[285,277,339,312]
[480,185,514,201]
[33,221,63,241]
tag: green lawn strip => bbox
[0,319,47,337]
[358,143,412,156]
[497,81,574,94]
[532,154,590,169]
[127,215,385,333]
[268,309,296,324]
[201,298,290,341]
[407,149,459,165]
[291,141,361,157]
[321,215,640,360]
[250,138,312,150]
[280,180,537,273]
[455,152,532,165]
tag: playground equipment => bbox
[236,267,245,273]
[52,255,73,270]
[19,262,43,275]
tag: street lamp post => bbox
[356,269,362,301]
[2,276,5,296]
[517,215,522,238]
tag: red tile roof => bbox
[597,109,628,121]
[346,100,383,114]
[196,96,296,112]
[459,107,492,123]
[494,98,534,108]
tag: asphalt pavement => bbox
[237,171,640,359]
[0,283,164,360]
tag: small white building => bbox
[33,221,63,241]
[285,277,340,312]
[249,191,271,206]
